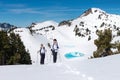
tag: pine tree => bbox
[8,33,31,64]
[0,31,31,65]
[0,31,11,65]
[93,28,113,58]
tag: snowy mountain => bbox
[1,7,120,80]
[31,20,58,29]
[72,8,120,39]
[29,20,58,35]
[0,23,17,31]
[12,8,120,64]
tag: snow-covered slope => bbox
[0,54,120,80]
[13,28,51,64]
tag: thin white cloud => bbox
[46,8,85,12]
[7,7,85,14]
[5,4,25,8]
[6,7,73,21]
[0,2,26,8]
[8,8,45,14]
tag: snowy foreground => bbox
[0,54,120,80]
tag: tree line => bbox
[0,31,31,65]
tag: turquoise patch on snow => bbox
[65,52,84,59]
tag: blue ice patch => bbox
[65,52,84,59]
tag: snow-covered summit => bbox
[91,8,106,12]
[80,8,106,17]
[71,7,120,40]
[31,20,58,30]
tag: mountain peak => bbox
[81,8,106,17]
[31,20,58,30]
[91,8,105,13]
[37,20,58,26]
[0,23,16,31]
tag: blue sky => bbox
[0,0,120,27]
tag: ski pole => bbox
[46,51,49,64]
[58,52,61,62]
[36,52,38,64]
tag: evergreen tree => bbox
[0,31,10,65]
[0,31,31,65]
[93,28,113,58]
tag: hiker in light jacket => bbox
[51,39,59,63]
[39,44,46,64]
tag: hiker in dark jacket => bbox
[39,44,46,64]
[51,39,59,63]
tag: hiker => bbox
[51,39,59,63]
[38,44,46,64]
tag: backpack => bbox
[40,47,45,54]
[52,43,59,50]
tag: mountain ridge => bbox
[0,23,17,31]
